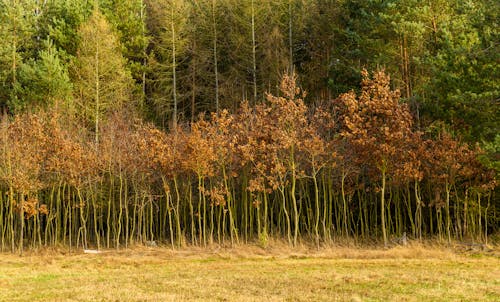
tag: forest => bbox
[0,0,498,252]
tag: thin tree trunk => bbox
[381,164,388,247]
[95,30,100,146]
[288,0,293,72]
[171,5,177,129]
[212,0,219,113]
[445,181,451,243]
[341,168,348,237]
[251,0,257,104]
[140,0,147,112]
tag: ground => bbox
[0,243,499,301]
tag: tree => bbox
[218,0,269,105]
[72,8,134,145]
[339,70,415,246]
[146,0,189,128]
[176,0,215,120]
[16,39,73,111]
[422,0,499,142]
[0,0,36,112]
[298,0,340,100]
[37,0,92,61]
[101,0,150,112]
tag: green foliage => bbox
[423,0,499,142]
[0,0,496,144]
[145,0,190,126]
[16,40,73,111]
[480,134,500,174]
[36,0,92,61]
[71,9,134,143]
[0,0,36,112]
[101,0,149,99]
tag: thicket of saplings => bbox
[0,71,497,253]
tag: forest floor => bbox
[0,242,499,301]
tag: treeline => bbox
[0,0,498,140]
[0,71,497,252]
[0,1,498,251]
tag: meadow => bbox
[0,244,498,301]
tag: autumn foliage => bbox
[0,71,496,252]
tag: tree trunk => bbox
[251,0,257,104]
[381,165,388,247]
[171,5,178,129]
[212,0,219,113]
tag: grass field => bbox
[0,244,499,301]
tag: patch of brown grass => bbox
[10,239,500,263]
[0,244,499,301]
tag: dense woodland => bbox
[0,0,498,252]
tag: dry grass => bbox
[0,244,499,301]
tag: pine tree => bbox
[101,0,149,111]
[37,0,92,61]
[17,39,73,111]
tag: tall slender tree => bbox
[0,0,36,112]
[72,8,134,145]
[146,0,188,128]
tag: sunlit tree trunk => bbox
[251,0,257,104]
[381,162,387,247]
[171,5,178,129]
[212,0,219,113]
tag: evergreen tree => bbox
[38,0,92,62]
[17,39,73,111]
[423,0,499,141]
[101,0,149,110]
